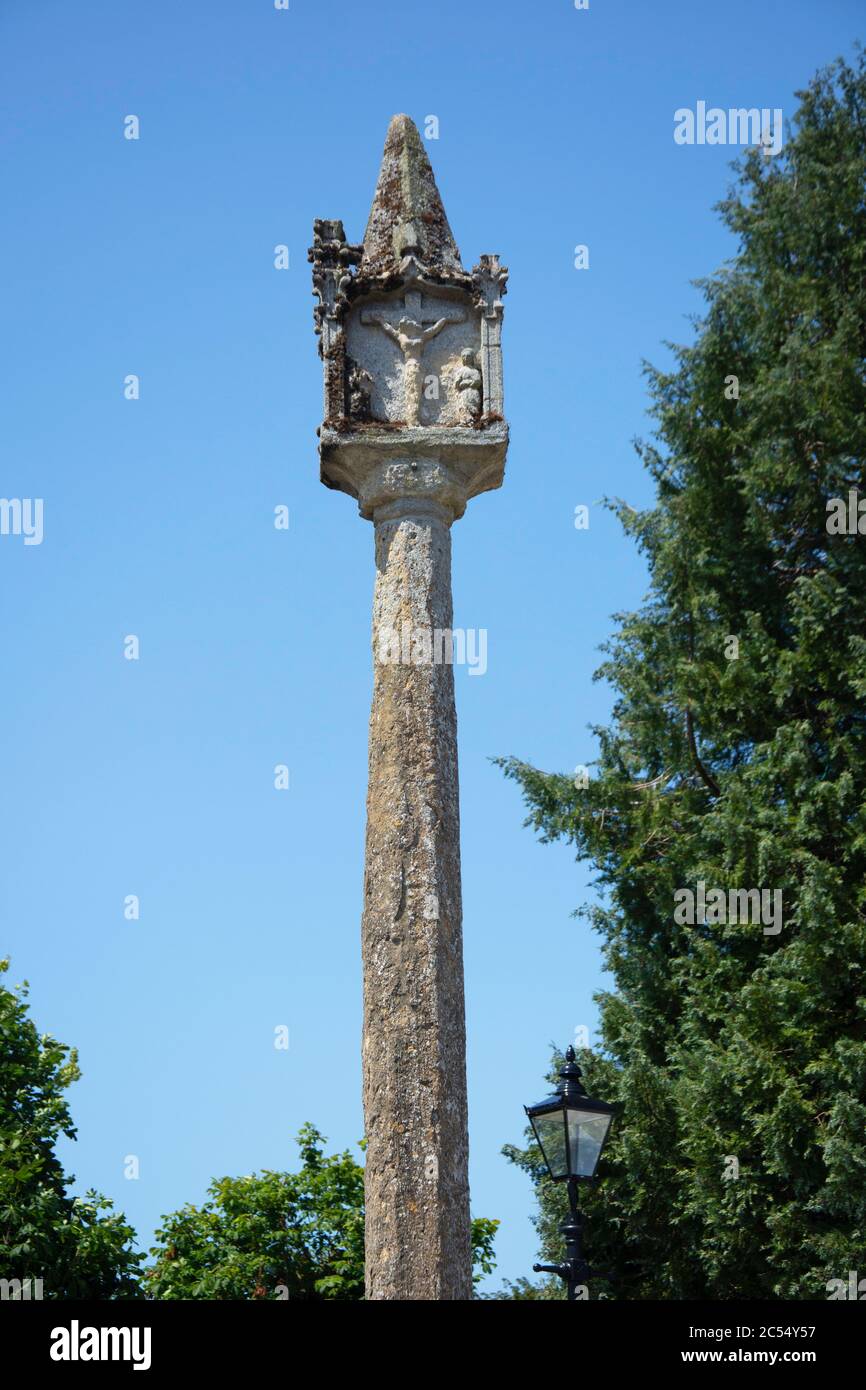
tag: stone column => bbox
[362,495,471,1301]
[311,113,508,1301]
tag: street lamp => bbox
[524,1044,616,1300]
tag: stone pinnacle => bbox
[360,114,464,279]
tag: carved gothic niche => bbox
[345,282,481,427]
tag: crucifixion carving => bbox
[361,290,466,424]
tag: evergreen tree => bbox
[500,54,866,1300]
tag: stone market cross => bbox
[309,114,508,1301]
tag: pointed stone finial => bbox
[360,114,464,279]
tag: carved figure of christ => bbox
[361,293,466,424]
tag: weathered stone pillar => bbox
[363,498,469,1299]
[310,115,508,1300]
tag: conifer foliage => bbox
[501,55,866,1299]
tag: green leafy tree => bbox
[0,959,142,1298]
[147,1125,499,1299]
[499,54,866,1300]
[481,1274,563,1301]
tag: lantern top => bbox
[557,1045,587,1102]
[525,1046,617,1120]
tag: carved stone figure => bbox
[347,358,373,421]
[453,348,482,423]
[364,313,448,424]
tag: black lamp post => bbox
[524,1045,616,1300]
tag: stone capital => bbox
[319,421,508,524]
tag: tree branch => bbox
[685,706,721,797]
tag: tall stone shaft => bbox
[363,501,468,1299]
[310,115,508,1300]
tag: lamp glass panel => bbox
[531,1108,568,1178]
[567,1108,612,1178]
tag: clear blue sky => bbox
[1,0,860,1295]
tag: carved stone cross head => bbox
[311,114,508,520]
